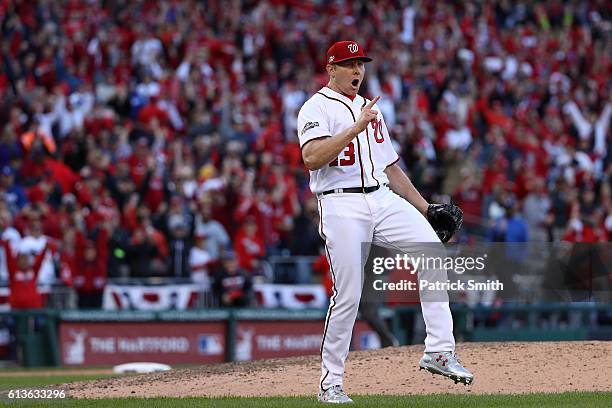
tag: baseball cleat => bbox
[317,385,353,404]
[419,351,474,385]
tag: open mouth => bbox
[351,79,359,87]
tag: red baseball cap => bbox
[326,41,372,65]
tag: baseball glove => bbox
[426,203,463,243]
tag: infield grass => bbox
[0,375,117,389]
[1,392,611,407]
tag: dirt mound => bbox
[66,341,612,398]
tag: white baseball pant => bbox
[317,185,455,391]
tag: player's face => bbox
[328,59,365,96]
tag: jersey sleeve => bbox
[297,99,332,148]
[379,113,400,167]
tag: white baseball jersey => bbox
[297,87,399,194]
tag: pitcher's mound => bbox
[67,341,612,398]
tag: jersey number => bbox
[368,119,384,143]
[329,142,355,167]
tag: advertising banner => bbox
[234,320,378,361]
[60,322,225,365]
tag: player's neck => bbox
[326,83,356,101]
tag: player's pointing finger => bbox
[365,96,380,109]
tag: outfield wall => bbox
[58,310,379,366]
[1,304,611,367]
[0,309,382,367]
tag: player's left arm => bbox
[385,163,429,216]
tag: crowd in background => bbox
[0,0,610,309]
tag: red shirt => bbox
[45,159,79,194]
[138,102,170,130]
[71,229,109,294]
[562,225,602,243]
[234,227,265,272]
[454,185,482,221]
[2,241,48,310]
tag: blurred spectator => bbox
[0,206,21,282]
[194,200,230,262]
[1,239,52,310]
[26,171,62,208]
[562,202,606,243]
[0,126,22,170]
[189,234,213,287]
[213,251,253,307]
[445,113,473,151]
[105,216,130,278]
[453,170,483,236]
[487,203,529,243]
[234,217,265,273]
[70,228,109,309]
[0,166,27,212]
[289,195,321,256]
[522,177,552,242]
[18,208,56,285]
[166,212,193,278]
[126,212,168,277]
[549,178,574,239]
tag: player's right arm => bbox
[300,96,380,171]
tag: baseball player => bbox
[297,41,473,404]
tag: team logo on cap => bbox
[328,55,335,63]
[347,43,358,53]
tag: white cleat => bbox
[317,385,353,404]
[419,351,474,385]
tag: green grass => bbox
[0,365,112,371]
[0,375,609,406]
[0,375,116,389]
[1,393,611,407]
